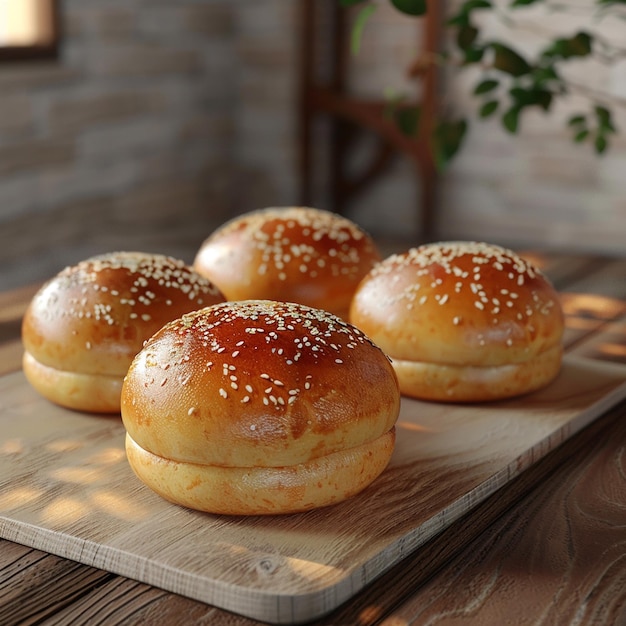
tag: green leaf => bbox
[502,106,521,133]
[390,0,428,16]
[350,4,377,55]
[463,45,485,64]
[474,79,499,95]
[569,32,593,56]
[595,105,611,125]
[457,24,479,48]
[568,114,586,127]
[433,118,468,170]
[447,0,491,26]
[509,87,530,103]
[532,65,559,85]
[395,107,421,136]
[511,0,540,5]
[535,89,553,111]
[574,129,589,143]
[461,0,492,10]
[491,43,532,77]
[542,31,593,59]
[595,105,617,133]
[595,134,608,154]
[509,87,553,111]
[480,100,499,118]
[447,13,470,27]
[340,0,369,6]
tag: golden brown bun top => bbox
[22,252,225,376]
[121,300,400,468]
[193,207,381,317]
[349,241,564,367]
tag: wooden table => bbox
[1,250,625,625]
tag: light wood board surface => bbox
[1,356,625,624]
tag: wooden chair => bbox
[298,0,441,239]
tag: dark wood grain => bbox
[313,398,626,626]
[377,398,626,626]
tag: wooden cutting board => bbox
[1,356,625,624]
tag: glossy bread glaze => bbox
[121,300,400,514]
[22,252,225,412]
[193,207,381,318]
[350,242,565,401]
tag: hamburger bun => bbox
[22,252,225,413]
[349,241,564,402]
[193,206,381,319]
[120,300,400,515]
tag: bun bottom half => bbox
[22,352,122,414]
[125,428,396,515]
[392,345,563,403]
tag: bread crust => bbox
[193,207,381,318]
[350,242,565,401]
[125,429,395,515]
[121,300,400,514]
[22,352,123,413]
[22,252,224,412]
[391,345,563,402]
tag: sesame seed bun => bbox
[120,300,400,515]
[21,252,225,413]
[349,242,565,402]
[192,207,381,319]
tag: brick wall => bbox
[230,1,300,211]
[0,0,238,290]
[1,1,624,291]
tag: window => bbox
[0,0,60,61]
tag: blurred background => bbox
[0,0,624,290]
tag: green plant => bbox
[341,0,625,168]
